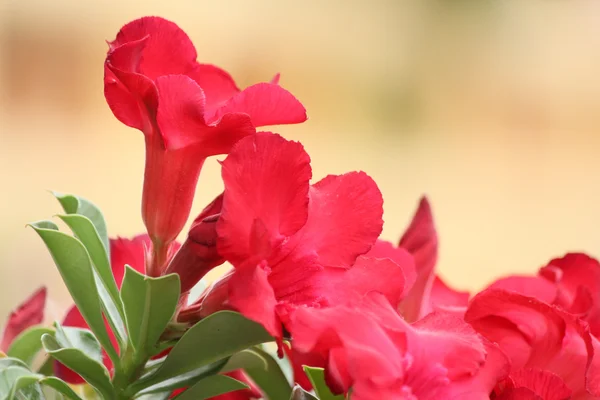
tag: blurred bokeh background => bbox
[1,0,600,320]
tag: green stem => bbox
[112,344,149,400]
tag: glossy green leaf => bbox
[29,222,118,363]
[131,359,228,398]
[6,327,53,367]
[57,214,126,345]
[303,367,343,400]
[243,347,292,400]
[173,375,248,400]
[41,334,114,399]
[52,192,109,255]
[147,311,272,384]
[291,385,318,400]
[120,267,180,354]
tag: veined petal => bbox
[296,171,384,269]
[217,132,311,264]
[209,83,307,127]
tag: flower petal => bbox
[503,369,572,400]
[186,64,240,110]
[430,275,470,309]
[296,172,384,268]
[210,83,307,127]
[217,132,311,264]
[398,197,438,322]
[110,234,151,287]
[228,263,281,339]
[366,240,417,295]
[155,75,255,152]
[486,276,557,304]
[0,287,46,351]
[540,253,600,337]
[109,16,198,79]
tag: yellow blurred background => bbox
[1,0,600,321]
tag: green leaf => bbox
[0,366,36,400]
[57,214,126,345]
[52,192,109,255]
[242,347,292,400]
[303,367,343,400]
[28,222,118,364]
[53,324,103,365]
[221,349,267,373]
[131,359,228,398]
[38,377,83,400]
[0,359,29,370]
[6,372,45,400]
[291,385,319,400]
[147,311,272,384]
[120,267,180,354]
[173,375,248,400]
[6,327,54,367]
[41,334,114,399]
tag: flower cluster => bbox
[2,16,599,400]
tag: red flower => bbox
[0,287,47,351]
[165,193,225,294]
[367,197,469,322]
[539,253,600,337]
[288,292,508,400]
[56,234,153,383]
[194,132,413,342]
[465,288,600,399]
[104,16,306,276]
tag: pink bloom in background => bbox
[465,288,600,399]
[289,292,508,400]
[0,287,47,352]
[194,132,414,342]
[104,16,306,276]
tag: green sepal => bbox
[291,385,319,400]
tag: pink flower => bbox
[165,193,225,294]
[288,292,508,400]
[465,288,600,399]
[104,16,306,276]
[193,132,413,342]
[56,234,154,383]
[0,287,47,351]
[366,197,469,321]
[539,253,600,338]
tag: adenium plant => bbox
[1,15,599,400]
